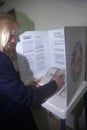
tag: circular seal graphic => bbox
[70,41,83,81]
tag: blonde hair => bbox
[0,12,20,51]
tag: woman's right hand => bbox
[53,77,64,89]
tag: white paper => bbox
[16,28,66,84]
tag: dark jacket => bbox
[0,52,57,129]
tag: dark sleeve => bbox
[0,53,58,106]
[32,80,58,104]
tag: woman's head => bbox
[0,12,20,51]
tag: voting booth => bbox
[16,26,86,106]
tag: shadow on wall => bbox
[15,11,35,32]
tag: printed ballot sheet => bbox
[16,27,86,105]
[48,29,66,69]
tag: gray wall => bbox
[0,0,87,30]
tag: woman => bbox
[0,12,63,129]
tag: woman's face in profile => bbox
[3,34,15,51]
